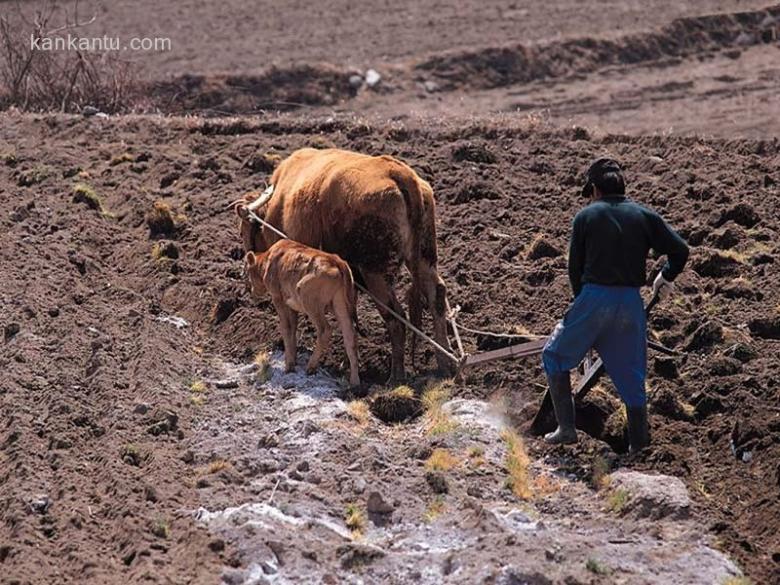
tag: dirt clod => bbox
[748,316,780,340]
[526,236,563,261]
[685,321,724,352]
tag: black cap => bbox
[581,158,625,198]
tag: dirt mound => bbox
[414,6,780,90]
[151,65,358,114]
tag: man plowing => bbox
[541,158,689,452]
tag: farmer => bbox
[541,158,689,452]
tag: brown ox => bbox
[235,147,453,382]
[245,240,360,386]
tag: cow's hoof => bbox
[306,366,317,376]
[285,364,296,373]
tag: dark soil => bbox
[1,112,779,582]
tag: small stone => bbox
[48,307,60,317]
[288,469,304,481]
[337,543,385,569]
[134,403,151,415]
[214,379,239,389]
[423,80,439,93]
[209,538,225,553]
[258,434,279,449]
[146,410,178,436]
[348,74,364,89]
[296,461,310,472]
[466,484,483,498]
[181,450,195,464]
[366,491,394,515]
[261,561,277,575]
[299,420,319,438]
[81,106,100,117]
[365,69,381,88]
[353,478,367,494]
[144,485,158,503]
[4,323,20,342]
[30,495,51,514]
[609,471,691,520]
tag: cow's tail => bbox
[340,262,365,337]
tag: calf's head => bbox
[244,251,268,300]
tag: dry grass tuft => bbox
[423,497,446,523]
[205,459,230,475]
[501,428,532,500]
[391,385,415,399]
[347,400,371,426]
[254,350,271,383]
[467,445,485,467]
[110,152,134,166]
[151,518,171,539]
[591,454,611,490]
[345,503,365,537]
[607,488,630,514]
[72,183,113,218]
[722,577,753,585]
[585,558,611,576]
[422,379,458,436]
[425,448,459,472]
[190,380,207,393]
[146,200,175,236]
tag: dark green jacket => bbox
[569,196,689,297]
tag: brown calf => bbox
[245,240,360,386]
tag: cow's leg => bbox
[361,271,406,383]
[412,261,456,376]
[305,309,332,376]
[273,299,297,373]
[333,295,361,387]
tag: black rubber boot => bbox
[543,372,578,445]
[627,405,650,453]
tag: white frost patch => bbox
[155,314,189,329]
[195,502,353,540]
[443,398,506,435]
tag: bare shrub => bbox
[0,0,141,113]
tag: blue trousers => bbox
[542,284,647,408]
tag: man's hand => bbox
[652,272,675,300]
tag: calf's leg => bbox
[333,295,360,386]
[305,308,332,376]
[273,299,297,372]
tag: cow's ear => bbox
[246,252,257,266]
[236,204,249,219]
